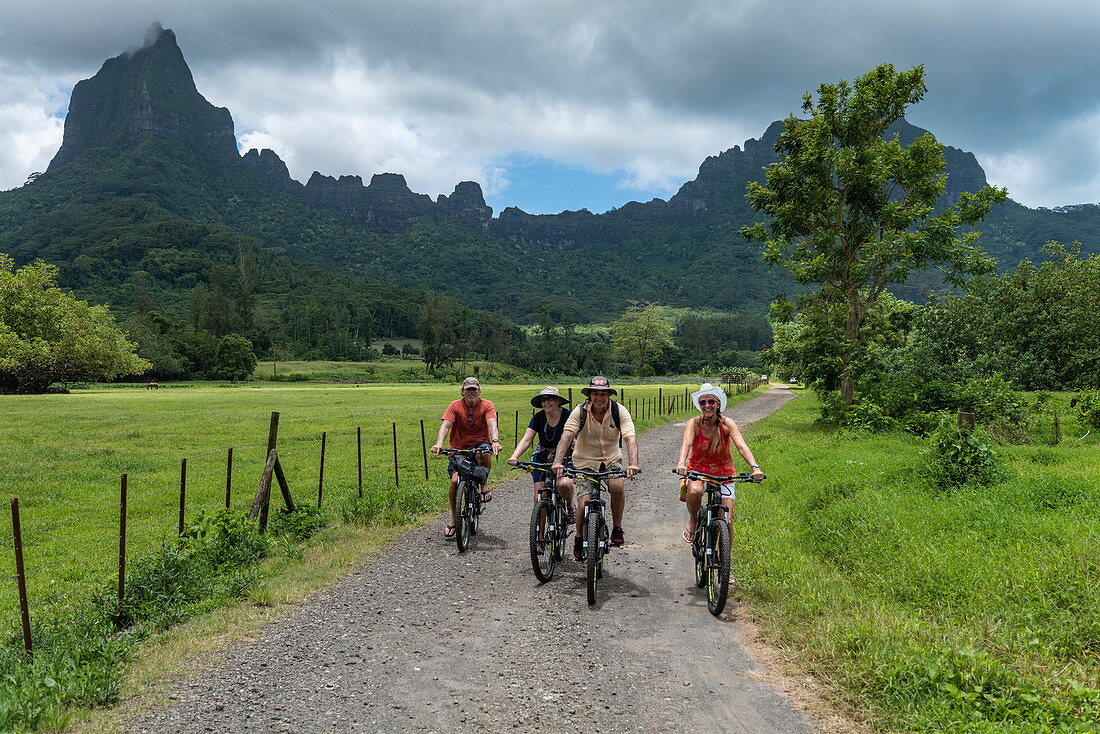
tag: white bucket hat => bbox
[691,383,727,413]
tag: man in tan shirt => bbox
[552,376,639,559]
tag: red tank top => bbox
[687,420,736,475]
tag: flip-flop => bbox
[480,490,493,503]
[443,524,457,539]
[682,528,694,544]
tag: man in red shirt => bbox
[430,377,502,539]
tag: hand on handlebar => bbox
[674,465,687,477]
[552,462,564,478]
[430,444,442,455]
[507,457,518,466]
[626,465,640,480]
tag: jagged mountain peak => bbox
[47,24,237,171]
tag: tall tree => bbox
[417,294,457,372]
[0,255,150,393]
[742,63,1007,404]
[611,301,674,374]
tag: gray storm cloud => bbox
[2,0,1100,207]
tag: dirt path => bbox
[126,386,819,733]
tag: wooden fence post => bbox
[317,431,327,507]
[957,412,976,432]
[178,458,187,537]
[568,388,573,405]
[357,426,363,498]
[118,474,127,604]
[11,498,32,657]
[420,420,429,480]
[225,447,233,509]
[514,410,519,446]
[392,422,399,487]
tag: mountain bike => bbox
[513,460,571,583]
[565,466,627,605]
[439,447,492,552]
[678,470,764,616]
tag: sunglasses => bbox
[699,399,718,406]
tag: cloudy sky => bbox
[1,1,1099,214]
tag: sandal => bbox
[443,524,457,539]
[682,528,694,544]
[480,490,493,503]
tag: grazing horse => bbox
[146,381,159,390]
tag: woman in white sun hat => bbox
[674,383,764,544]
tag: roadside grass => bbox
[249,358,528,382]
[737,393,1100,732]
[0,379,753,731]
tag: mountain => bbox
[2,25,1097,334]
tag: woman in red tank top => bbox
[674,383,764,545]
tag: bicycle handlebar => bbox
[672,469,766,483]
[512,460,552,472]
[437,447,493,457]
[564,467,628,480]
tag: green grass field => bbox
[250,358,527,381]
[736,393,1100,732]
[0,380,718,625]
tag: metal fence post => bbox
[178,458,187,537]
[357,426,363,498]
[420,420,429,480]
[118,474,128,605]
[318,431,327,507]
[225,447,233,509]
[392,422,399,487]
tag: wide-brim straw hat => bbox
[580,375,617,397]
[531,386,570,408]
[691,383,728,413]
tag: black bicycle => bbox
[565,467,627,605]
[514,461,571,582]
[439,447,492,552]
[678,470,764,616]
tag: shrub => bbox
[1074,390,1100,430]
[923,422,1010,489]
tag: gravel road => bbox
[126,386,809,733]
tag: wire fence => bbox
[1,379,767,654]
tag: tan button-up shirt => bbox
[562,401,636,470]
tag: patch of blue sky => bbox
[485,153,668,216]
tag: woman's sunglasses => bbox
[699,399,718,406]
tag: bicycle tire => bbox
[693,511,707,588]
[455,481,472,552]
[586,513,601,605]
[552,497,567,561]
[530,500,556,582]
[470,484,481,536]
[707,518,731,616]
[597,517,607,579]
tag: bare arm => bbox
[726,417,764,479]
[508,427,538,464]
[487,415,501,454]
[551,429,577,477]
[675,418,697,474]
[431,419,454,454]
[624,434,640,478]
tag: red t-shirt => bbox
[442,398,497,448]
[686,420,736,475]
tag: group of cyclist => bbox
[430,374,762,560]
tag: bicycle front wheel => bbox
[706,518,731,616]
[530,500,556,583]
[470,484,482,536]
[586,514,602,605]
[455,481,472,552]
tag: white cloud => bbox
[3,1,1100,208]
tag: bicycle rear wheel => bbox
[455,481,472,552]
[530,500,556,582]
[693,510,706,588]
[706,518,731,616]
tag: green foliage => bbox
[923,422,1009,489]
[267,505,327,542]
[902,243,1100,390]
[611,301,675,372]
[0,254,150,393]
[1075,391,1100,430]
[742,63,1007,404]
[337,481,444,526]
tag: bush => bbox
[1074,390,1100,430]
[923,422,1010,489]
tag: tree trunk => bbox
[840,294,865,405]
